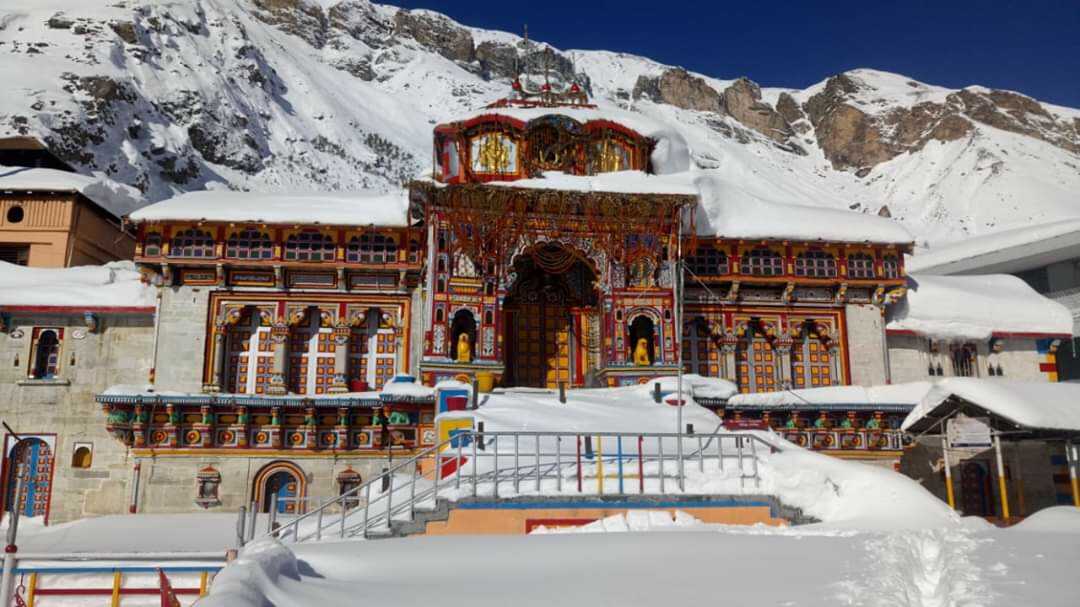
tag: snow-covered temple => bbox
[0,79,1074,523]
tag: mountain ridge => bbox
[0,0,1078,246]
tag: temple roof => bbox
[127,190,411,227]
[887,274,1073,339]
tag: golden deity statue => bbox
[476,134,512,174]
[633,337,651,366]
[456,333,472,363]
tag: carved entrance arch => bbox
[504,242,599,388]
[253,461,306,514]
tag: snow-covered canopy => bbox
[887,274,1073,340]
[728,382,933,411]
[127,190,411,227]
[903,378,1080,434]
[907,217,1080,275]
[0,261,154,308]
[0,165,143,219]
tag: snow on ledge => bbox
[127,190,410,227]
[903,378,1080,432]
[728,382,933,409]
[906,217,1080,274]
[0,261,154,308]
[887,274,1073,340]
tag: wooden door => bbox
[508,303,570,389]
[6,439,53,518]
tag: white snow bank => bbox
[1008,506,1080,533]
[0,261,154,308]
[903,378,1080,433]
[127,190,410,226]
[0,164,143,218]
[888,274,1073,340]
[199,539,298,607]
[728,382,933,408]
[530,510,704,534]
[693,174,914,244]
[7,513,237,554]
[762,447,958,530]
[907,217,1080,274]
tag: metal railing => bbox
[249,425,781,544]
[247,429,778,545]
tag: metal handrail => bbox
[254,429,778,544]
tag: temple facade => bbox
[0,84,1071,523]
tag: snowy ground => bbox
[200,508,1080,607]
[192,380,1080,606]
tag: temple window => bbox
[846,253,875,279]
[225,308,273,395]
[71,443,93,468]
[284,232,335,262]
[740,248,785,276]
[226,229,273,260]
[287,309,336,394]
[349,309,397,391]
[951,344,977,377]
[882,255,901,279]
[29,328,62,379]
[408,239,422,264]
[143,232,163,257]
[794,250,837,278]
[682,318,717,376]
[791,322,836,388]
[347,233,398,264]
[169,228,215,258]
[686,247,729,277]
[736,322,777,393]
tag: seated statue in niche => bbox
[456,333,472,363]
[633,337,652,366]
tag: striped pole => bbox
[941,435,955,510]
[110,570,122,607]
[596,437,604,495]
[993,434,1010,521]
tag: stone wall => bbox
[155,285,211,392]
[888,333,1050,384]
[133,454,398,515]
[844,304,887,386]
[0,311,154,522]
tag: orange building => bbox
[0,138,134,267]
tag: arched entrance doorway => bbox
[253,462,306,514]
[4,438,54,518]
[504,243,598,388]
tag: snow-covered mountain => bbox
[1,0,1078,245]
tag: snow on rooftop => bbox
[0,165,143,218]
[728,382,933,409]
[490,170,698,196]
[693,174,914,244]
[906,217,1080,274]
[887,274,1073,340]
[127,190,410,226]
[0,261,154,308]
[902,378,1080,433]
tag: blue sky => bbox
[397,0,1080,108]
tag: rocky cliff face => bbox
[1,0,1078,243]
